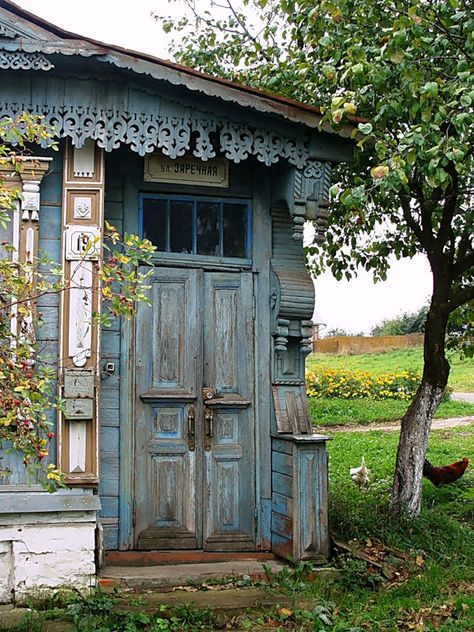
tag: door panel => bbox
[134,268,255,551]
[146,271,199,396]
[135,267,201,549]
[203,272,256,550]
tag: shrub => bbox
[305,368,420,400]
[371,305,428,336]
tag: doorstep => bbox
[98,559,285,591]
[105,550,275,566]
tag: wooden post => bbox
[58,140,105,483]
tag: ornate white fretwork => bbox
[0,52,54,71]
[21,181,41,221]
[68,261,93,368]
[73,140,95,178]
[0,101,313,167]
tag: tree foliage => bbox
[371,305,428,336]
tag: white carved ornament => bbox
[21,181,41,221]
[0,101,311,168]
[0,52,54,71]
[73,197,92,220]
[69,420,87,473]
[68,261,93,368]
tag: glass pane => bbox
[223,203,247,258]
[142,198,167,251]
[170,200,193,253]
[197,202,220,256]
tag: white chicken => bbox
[350,457,369,489]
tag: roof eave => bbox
[0,0,358,137]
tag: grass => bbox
[309,397,474,427]
[306,346,474,392]
[6,426,474,630]
[317,423,474,630]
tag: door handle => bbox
[187,405,196,451]
[204,406,214,451]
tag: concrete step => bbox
[99,559,286,590]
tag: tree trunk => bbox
[390,297,450,516]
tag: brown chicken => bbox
[423,457,469,486]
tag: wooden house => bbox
[0,0,353,600]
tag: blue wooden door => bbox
[134,267,256,551]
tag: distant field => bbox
[306,346,474,392]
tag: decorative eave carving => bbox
[0,100,313,167]
[0,52,54,71]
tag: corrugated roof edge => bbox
[0,0,363,135]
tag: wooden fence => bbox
[313,333,424,355]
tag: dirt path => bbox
[452,392,474,404]
[316,416,474,433]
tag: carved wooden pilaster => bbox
[0,157,52,343]
[58,139,104,484]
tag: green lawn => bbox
[306,346,474,392]
[317,424,474,630]
[14,425,473,631]
[309,397,474,427]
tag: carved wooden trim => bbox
[0,157,52,342]
[58,140,104,483]
[0,101,312,167]
[0,52,54,71]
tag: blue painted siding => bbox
[98,152,125,549]
[271,438,294,558]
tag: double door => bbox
[134,267,256,550]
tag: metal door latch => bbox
[187,405,196,451]
[204,406,214,451]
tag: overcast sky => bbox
[14,0,433,334]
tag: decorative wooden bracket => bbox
[272,160,332,242]
[58,139,104,484]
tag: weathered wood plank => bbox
[272,451,293,476]
[271,492,293,518]
[271,471,292,499]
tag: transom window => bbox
[139,194,251,259]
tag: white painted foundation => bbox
[0,489,99,603]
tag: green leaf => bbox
[389,49,404,64]
[358,122,373,135]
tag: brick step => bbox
[104,549,275,566]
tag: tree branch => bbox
[225,0,273,62]
[399,194,425,246]
[438,172,457,244]
[447,285,474,313]
[452,250,474,278]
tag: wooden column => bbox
[58,140,104,484]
